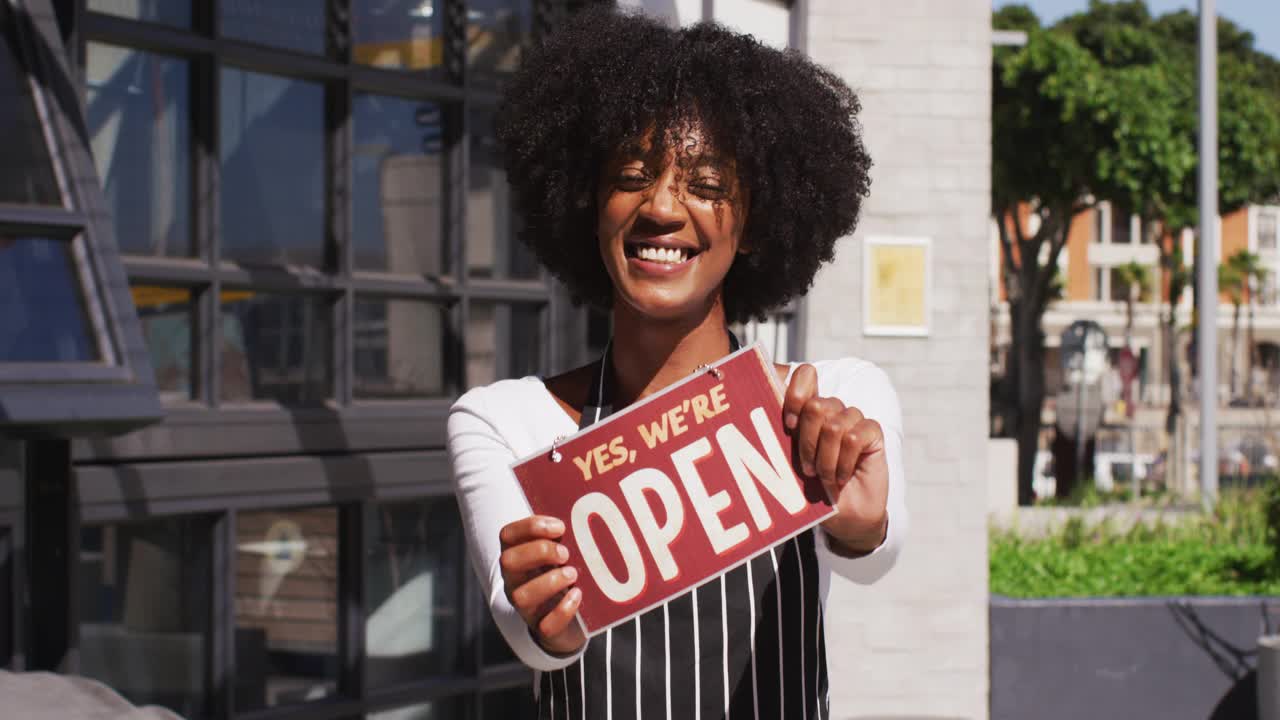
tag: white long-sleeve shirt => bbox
[447,357,908,677]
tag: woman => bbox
[449,8,906,719]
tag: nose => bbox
[639,169,686,228]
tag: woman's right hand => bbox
[498,515,586,655]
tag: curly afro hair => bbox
[495,7,872,323]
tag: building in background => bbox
[991,201,1280,494]
[2,0,991,718]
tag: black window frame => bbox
[0,0,161,435]
[70,0,592,464]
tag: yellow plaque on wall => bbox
[863,237,930,336]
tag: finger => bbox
[830,408,868,484]
[499,516,566,549]
[537,587,584,640]
[835,416,882,487]
[816,412,856,487]
[783,364,819,431]
[500,539,569,579]
[511,565,580,618]
[797,396,842,477]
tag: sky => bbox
[993,0,1280,60]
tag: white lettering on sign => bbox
[716,407,806,532]
[569,405,813,605]
[572,492,646,603]
[619,468,685,582]
[671,437,750,555]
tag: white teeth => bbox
[636,246,689,264]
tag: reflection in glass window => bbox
[87,44,192,257]
[220,68,325,268]
[221,292,331,404]
[236,507,339,711]
[368,697,462,720]
[466,303,542,388]
[131,286,195,401]
[0,11,59,205]
[365,499,463,689]
[353,95,446,275]
[221,0,326,56]
[87,0,191,28]
[353,0,444,72]
[79,517,213,718]
[469,108,537,279]
[354,297,448,399]
[0,237,98,362]
[467,0,532,83]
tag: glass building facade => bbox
[1,1,609,718]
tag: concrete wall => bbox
[801,1,992,718]
[992,596,1273,720]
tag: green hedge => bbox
[990,490,1280,597]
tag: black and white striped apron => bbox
[536,334,830,720]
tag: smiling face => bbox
[596,123,748,322]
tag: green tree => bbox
[992,7,1111,504]
[992,2,1280,503]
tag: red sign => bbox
[512,345,835,636]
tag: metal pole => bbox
[1198,0,1220,512]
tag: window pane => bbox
[353,95,446,275]
[466,303,543,388]
[354,297,449,399]
[221,0,326,56]
[0,237,99,362]
[469,108,537,279]
[1261,211,1278,251]
[480,685,535,720]
[236,507,339,711]
[365,499,463,689]
[353,1,444,73]
[1111,206,1131,244]
[0,10,59,204]
[131,286,195,401]
[87,0,191,28]
[79,517,212,718]
[87,44,192,258]
[220,68,325,268]
[368,697,463,720]
[468,0,532,83]
[221,292,331,404]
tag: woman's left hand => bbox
[783,363,889,555]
